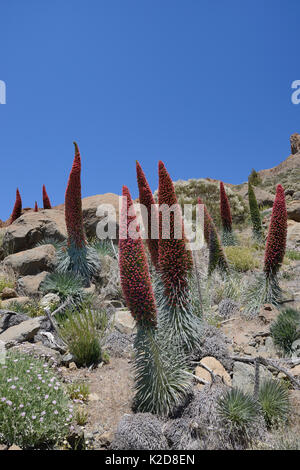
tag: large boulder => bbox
[2,210,67,254]
[287,200,300,222]
[0,317,41,343]
[17,271,48,296]
[3,245,56,276]
[55,193,120,240]
[287,220,300,248]
[0,310,29,334]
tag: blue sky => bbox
[0,0,299,219]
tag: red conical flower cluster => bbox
[264,184,287,277]
[65,142,86,248]
[10,188,22,224]
[158,161,193,304]
[34,201,38,212]
[119,186,157,326]
[42,185,52,209]
[136,161,159,269]
[220,181,232,232]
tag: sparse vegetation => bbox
[270,308,300,355]
[224,245,260,272]
[0,352,71,449]
[258,380,289,427]
[57,306,108,367]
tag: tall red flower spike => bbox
[264,184,287,278]
[158,161,193,304]
[42,185,52,209]
[10,188,22,224]
[136,161,159,269]
[220,181,232,232]
[198,196,214,245]
[119,185,157,326]
[65,142,86,248]
[34,201,38,212]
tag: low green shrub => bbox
[57,307,108,367]
[0,277,15,293]
[224,246,260,272]
[217,388,259,428]
[7,300,45,318]
[0,352,71,449]
[258,380,289,427]
[270,308,300,355]
[40,271,86,305]
[285,250,300,261]
[67,381,90,403]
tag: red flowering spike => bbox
[10,188,22,224]
[264,184,287,278]
[136,161,159,269]
[119,185,157,326]
[158,161,193,305]
[65,142,86,248]
[42,185,52,209]
[220,181,232,232]
[34,201,38,212]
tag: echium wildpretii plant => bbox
[10,188,22,224]
[136,161,159,269]
[156,161,202,351]
[57,142,100,285]
[119,185,191,416]
[220,181,236,246]
[245,184,287,314]
[34,201,38,212]
[198,197,229,276]
[248,180,263,242]
[42,184,52,209]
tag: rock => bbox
[83,283,96,296]
[195,357,231,390]
[0,317,41,343]
[264,337,277,355]
[232,362,272,393]
[98,255,121,300]
[293,191,300,200]
[2,210,67,254]
[83,193,120,239]
[290,133,300,154]
[3,245,56,276]
[289,390,300,412]
[114,309,136,335]
[61,353,75,365]
[287,220,300,247]
[17,271,48,296]
[292,339,300,358]
[111,413,168,450]
[104,330,133,358]
[11,341,62,365]
[243,345,256,356]
[40,293,60,309]
[69,362,77,370]
[99,431,114,447]
[1,287,17,300]
[258,304,279,324]
[1,297,31,309]
[287,201,300,223]
[290,365,300,377]
[89,393,100,402]
[0,444,7,450]
[0,309,29,333]
[8,445,22,450]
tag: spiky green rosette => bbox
[119,185,191,415]
[157,161,202,351]
[220,181,236,246]
[208,224,229,276]
[57,142,100,285]
[248,181,263,242]
[133,324,191,416]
